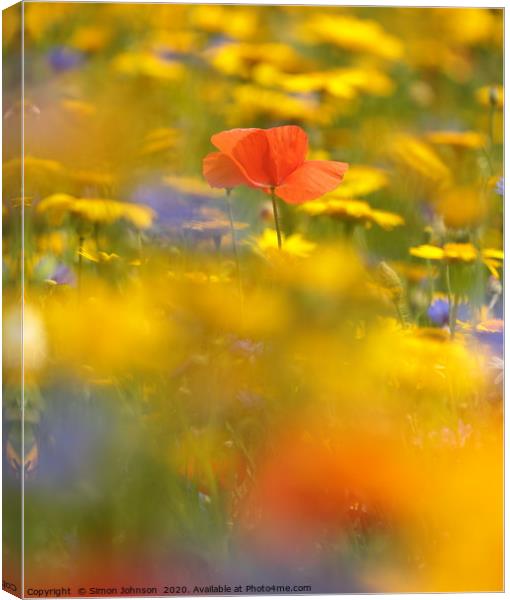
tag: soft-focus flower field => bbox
[3,4,503,594]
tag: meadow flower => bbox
[228,84,331,125]
[434,186,487,229]
[424,130,486,149]
[70,25,112,53]
[182,208,249,248]
[69,168,115,188]
[47,46,85,71]
[254,66,394,100]
[301,198,404,230]
[299,14,404,61]
[131,180,217,234]
[427,295,469,327]
[37,194,155,229]
[326,165,389,198]
[112,51,185,80]
[409,243,503,277]
[459,318,504,360]
[141,128,180,157]
[390,134,451,188]
[207,42,306,79]
[190,5,258,40]
[47,264,77,286]
[203,125,348,204]
[475,85,504,109]
[249,228,316,259]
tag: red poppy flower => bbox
[203,125,348,204]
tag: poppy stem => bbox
[225,190,244,320]
[270,189,282,250]
[226,189,240,266]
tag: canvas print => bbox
[2,2,504,596]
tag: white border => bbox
[0,2,506,600]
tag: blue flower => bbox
[50,264,76,286]
[495,177,504,197]
[427,297,470,326]
[427,297,449,326]
[48,46,84,72]
[473,321,503,358]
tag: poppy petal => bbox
[275,160,349,204]
[265,125,308,185]
[203,152,250,189]
[231,130,275,187]
[211,128,262,154]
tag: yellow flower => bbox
[228,84,332,125]
[325,67,395,98]
[409,244,448,261]
[435,186,488,229]
[410,243,478,262]
[301,198,404,230]
[60,99,96,118]
[37,231,67,256]
[410,244,503,275]
[475,85,504,109]
[69,169,115,188]
[36,193,76,225]
[370,209,405,230]
[257,66,395,100]
[73,199,155,229]
[299,14,403,61]
[141,128,180,156]
[483,248,504,261]
[250,228,316,259]
[442,243,478,263]
[112,51,185,80]
[150,30,200,55]
[4,156,64,180]
[301,198,372,220]
[328,165,390,198]
[439,8,498,47]
[78,246,120,263]
[208,42,306,79]
[424,130,486,149]
[390,135,451,187]
[190,5,258,40]
[70,25,111,52]
[37,194,155,229]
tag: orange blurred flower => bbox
[239,424,421,560]
[203,125,348,204]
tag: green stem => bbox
[450,293,459,340]
[94,223,100,251]
[485,87,497,176]
[488,93,495,151]
[226,190,240,266]
[394,300,406,329]
[225,190,244,312]
[270,189,282,250]
[445,264,457,339]
[77,235,84,294]
[426,259,435,307]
